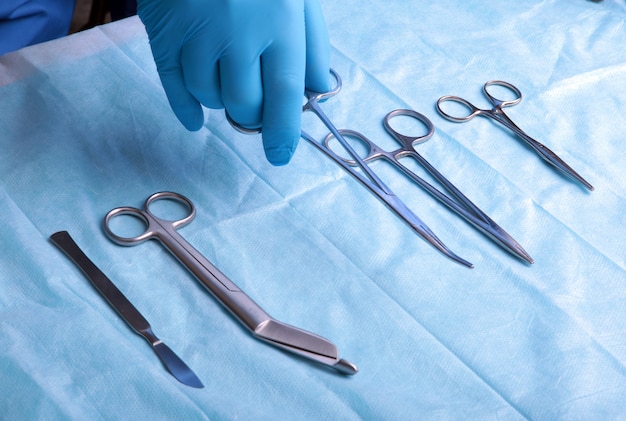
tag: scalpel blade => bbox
[50,231,204,388]
[152,342,204,388]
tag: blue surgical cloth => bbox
[1,1,626,419]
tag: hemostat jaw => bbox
[253,319,358,375]
[497,230,534,264]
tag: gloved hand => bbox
[137,0,331,166]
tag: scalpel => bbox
[51,231,204,388]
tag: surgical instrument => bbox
[103,191,357,375]
[51,230,204,388]
[437,81,594,190]
[322,109,534,264]
[227,70,474,268]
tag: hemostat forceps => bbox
[228,70,473,268]
[322,109,533,264]
[104,191,357,375]
[437,81,594,191]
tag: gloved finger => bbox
[143,22,205,131]
[219,53,263,129]
[157,67,205,131]
[259,17,306,165]
[181,36,223,110]
[304,0,331,93]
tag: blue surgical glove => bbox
[137,0,330,166]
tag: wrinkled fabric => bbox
[1,1,625,419]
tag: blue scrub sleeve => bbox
[0,0,76,55]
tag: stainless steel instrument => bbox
[437,80,593,191]
[103,192,357,375]
[50,230,204,388]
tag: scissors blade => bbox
[493,110,594,191]
[302,130,473,268]
[254,319,358,375]
[524,136,594,191]
[385,194,474,268]
[398,152,533,264]
[475,221,534,264]
[127,208,358,375]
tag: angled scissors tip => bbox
[254,319,357,375]
[334,359,359,375]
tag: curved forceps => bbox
[104,191,357,375]
[323,109,533,264]
[228,70,473,268]
[437,80,593,191]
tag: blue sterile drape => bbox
[1,1,625,419]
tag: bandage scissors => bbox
[103,191,357,375]
[228,70,473,268]
[437,81,594,191]
[322,109,533,264]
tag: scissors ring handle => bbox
[383,109,434,148]
[103,206,156,246]
[436,95,482,122]
[483,80,522,108]
[304,68,342,105]
[227,68,342,134]
[144,191,196,229]
[225,110,262,135]
[322,129,377,166]
[104,192,196,246]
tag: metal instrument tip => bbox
[334,359,359,375]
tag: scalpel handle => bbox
[51,231,152,334]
